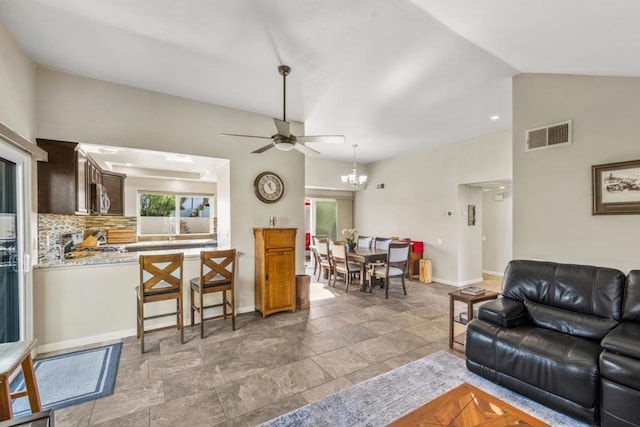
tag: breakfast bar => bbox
[34,242,220,354]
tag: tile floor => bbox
[51,270,503,426]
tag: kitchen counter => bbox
[37,245,218,268]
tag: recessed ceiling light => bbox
[482,188,491,192]
[499,186,506,189]
[490,115,501,121]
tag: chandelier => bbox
[341,144,367,190]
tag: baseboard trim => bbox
[482,270,504,277]
[36,304,257,355]
[37,329,135,355]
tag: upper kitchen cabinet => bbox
[101,171,126,216]
[37,139,126,216]
[37,139,86,215]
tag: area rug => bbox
[11,343,121,416]
[260,351,586,427]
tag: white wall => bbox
[35,68,307,322]
[355,130,512,285]
[0,21,35,141]
[482,189,512,275]
[513,74,640,273]
[306,156,368,190]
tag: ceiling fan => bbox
[221,65,345,155]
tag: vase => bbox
[346,242,356,252]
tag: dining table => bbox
[347,247,388,291]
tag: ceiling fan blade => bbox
[220,133,272,140]
[296,135,345,144]
[294,143,320,156]
[252,143,275,154]
[274,119,290,137]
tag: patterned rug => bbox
[11,343,121,416]
[260,351,586,427]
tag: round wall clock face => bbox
[254,171,284,203]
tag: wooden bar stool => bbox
[0,339,41,421]
[137,253,185,353]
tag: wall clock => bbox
[254,171,284,203]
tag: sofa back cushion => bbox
[623,270,640,321]
[502,260,626,339]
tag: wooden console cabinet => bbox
[254,228,297,317]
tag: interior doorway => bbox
[305,199,338,240]
[472,180,512,276]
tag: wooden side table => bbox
[0,340,41,421]
[448,290,499,350]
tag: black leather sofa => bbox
[465,260,627,425]
[600,270,640,426]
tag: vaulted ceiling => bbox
[1,0,639,163]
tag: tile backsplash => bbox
[38,214,137,260]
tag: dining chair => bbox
[315,238,333,283]
[330,241,361,291]
[311,235,329,276]
[136,252,184,353]
[374,237,392,251]
[189,249,236,338]
[368,241,411,299]
[357,235,373,248]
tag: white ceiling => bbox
[1,0,640,165]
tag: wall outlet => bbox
[437,238,443,245]
[482,235,487,242]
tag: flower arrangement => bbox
[342,228,358,245]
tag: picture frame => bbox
[468,204,476,226]
[592,159,640,215]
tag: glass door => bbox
[314,200,337,241]
[0,141,31,343]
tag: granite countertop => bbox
[36,245,218,269]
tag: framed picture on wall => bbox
[592,159,640,215]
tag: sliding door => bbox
[0,141,32,342]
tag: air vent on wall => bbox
[525,120,572,151]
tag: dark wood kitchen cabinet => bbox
[37,138,87,215]
[101,171,126,215]
[37,139,126,215]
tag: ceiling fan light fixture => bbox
[274,142,295,151]
[220,65,344,156]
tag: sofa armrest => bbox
[602,321,640,359]
[477,297,529,328]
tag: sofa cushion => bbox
[524,299,619,340]
[601,321,640,359]
[600,350,640,390]
[466,320,601,408]
[502,259,625,320]
[623,270,640,322]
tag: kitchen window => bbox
[138,192,213,237]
